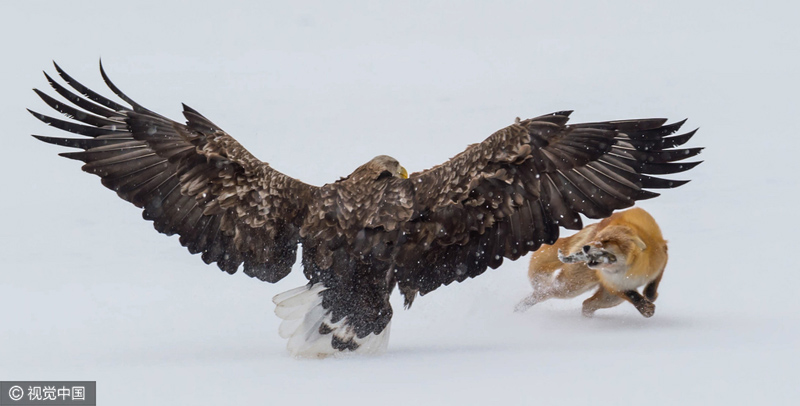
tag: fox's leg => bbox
[514,294,540,312]
[643,270,664,302]
[514,277,559,312]
[516,267,597,312]
[514,275,554,312]
[623,290,656,318]
[582,286,624,317]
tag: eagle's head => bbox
[347,155,408,182]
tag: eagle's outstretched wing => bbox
[393,111,701,302]
[31,61,315,282]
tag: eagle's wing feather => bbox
[31,62,315,282]
[395,111,700,302]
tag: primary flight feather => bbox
[31,61,702,357]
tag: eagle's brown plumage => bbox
[31,61,702,356]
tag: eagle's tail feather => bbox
[272,285,313,305]
[272,283,391,358]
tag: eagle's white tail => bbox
[272,284,391,358]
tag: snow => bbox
[1,0,799,404]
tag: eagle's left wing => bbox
[30,62,316,282]
[393,111,701,304]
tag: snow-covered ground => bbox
[1,1,798,404]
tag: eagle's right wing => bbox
[31,62,316,282]
[394,111,701,302]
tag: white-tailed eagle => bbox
[30,61,701,357]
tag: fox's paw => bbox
[582,306,596,318]
[637,301,656,318]
[514,295,538,313]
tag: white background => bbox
[1,1,798,404]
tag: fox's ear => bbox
[632,236,647,251]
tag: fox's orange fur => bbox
[516,207,668,317]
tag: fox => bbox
[515,207,668,317]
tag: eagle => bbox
[30,61,701,357]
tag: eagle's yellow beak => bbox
[399,166,408,179]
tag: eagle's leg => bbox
[272,283,392,358]
[273,254,394,357]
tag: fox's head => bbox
[583,225,646,273]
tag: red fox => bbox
[515,207,668,317]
